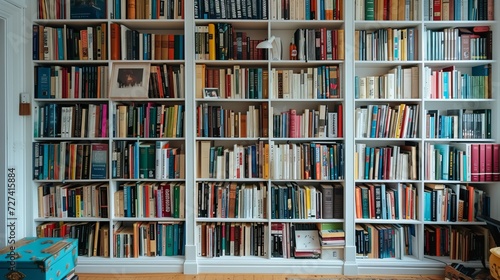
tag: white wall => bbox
[0,0,29,248]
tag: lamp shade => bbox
[256,36,275,49]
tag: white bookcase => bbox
[26,0,500,276]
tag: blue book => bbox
[434,144,450,180]
[442,71,449,98]
[176,105,184,137]
[152,0,157,19]
[47,103,58,137]
[33,25,39,60]
[257,68,263,99]
[57,28,64,60]
[172,223,179,255]
[114,0,121,19]
[251,145,257,177]
[423,191,431,221]
[380,184,387,219]
[354,76,359,99]
[378,148,384,179]
[370,105,378,138]
[70,0,106,19]
[364,146,371,180]
[37,66,52,98]
[393,188,399,219]
[91,143,109,179]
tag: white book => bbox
[87,27,93,60]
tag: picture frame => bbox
[203,88,220,99]
[109,62,150,99]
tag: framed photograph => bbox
[203,88,219,99]
[109,62,150,99]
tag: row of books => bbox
[355,28,418,61]
[147,64,185,98]
[196,65,268,99]
[271,65,342,99]
[270,0,343,20]
[355,223,416,259]
[110,24,184,60]
[355,104,419,139]
[354,66,419,99]
[424,0,494,21]
[111,140,184,179]
[114,103,184,138]
[270,183,343,220]
[112,0,184,19]
[195,0,267,19]
[355,143,418,180]
[37,0,107,20]
[425,108,491,139]
[197,222,267,258]
[195,24,267,61]
[116,182,185,218]
[423,183,490,223]
[37,221,110,257]
[355,183,417,220]
[35,65,108,99]
[270,142,345,180]
[355,0,419,21]
[196,103,268,138]
[33,142,108,180]
[424,143,500,182]
[38,182,109,218]
[424,225,489,262]
[272,105,343,138]
[292,28,345,61]
[424,26,492,60]
[34,103,108,139]
[197,141,266,179]
[424,64,491,100]
[114,221,185,257]
[197,182,267,219]
[33,24,108,61]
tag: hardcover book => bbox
[70,0,106,19]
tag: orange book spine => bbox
[168,34,175,60]
[127,0,136,19]
[110,23,121,60]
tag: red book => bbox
[493,144,500,181]
[433,0,441,20]
[485,144,493,181]
[470,144,480,181]
[467,185,475,221]
[337,104,343,138]
[479,144,486,181]
[367,184,376,219]
[168,34,175,60]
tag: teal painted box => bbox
[0,237,77,280]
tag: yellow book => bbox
[304,185,311,218]
[394,104,406,138]
[263,143,269,179]
[208,23,216,60]
[337,29,344,60]
[195,64,206,99]
[75,194,81,217]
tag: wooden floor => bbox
[78,273,444,280]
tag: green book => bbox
[365,0,375,20]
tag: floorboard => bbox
[77,274,444,280]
